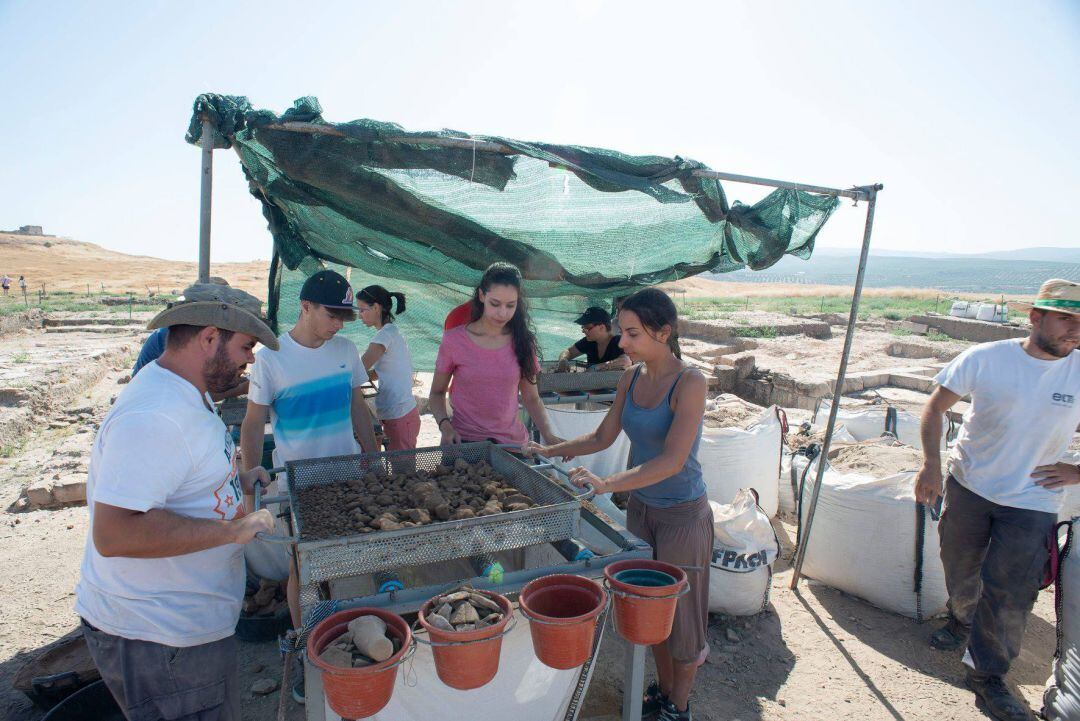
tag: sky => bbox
[1,1,1078,263]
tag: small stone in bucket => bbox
[426,585,503,632]
[320,620,397,668]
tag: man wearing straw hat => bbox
[75,283,278,721]
[915,279,1080,721]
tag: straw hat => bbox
[1012,279,1080,316]
[148,283,279,350]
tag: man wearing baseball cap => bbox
[555,306,631,372]
[915,279,1080,720]
[75,283,278,720]
[240,269,378,703]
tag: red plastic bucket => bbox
[604,560,688,646]
[417,590,513,690]
[307,608,413,719]
[519,574,606,669]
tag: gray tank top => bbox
[620,366,705,508]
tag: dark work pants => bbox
[938,477,1055,677]
[81,619,239,721]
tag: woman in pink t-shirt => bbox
[430,263,562,446]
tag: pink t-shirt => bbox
[435,326,538,445]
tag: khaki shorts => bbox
[627,493,714,663]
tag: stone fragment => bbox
[250,677,280,695]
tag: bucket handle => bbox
[253,467,298,545]
[518,591,612,626]
[602,578,691,601]
[411,616,518,646]
[313,636,416,679]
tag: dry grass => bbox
[0,233,269,299]
[659,276,1025,301]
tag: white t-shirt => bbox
[248,332,368,466]
[936,339,1080,513]
[368,323,417,421]
[75,362,246,647]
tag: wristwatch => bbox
[438,417,453,429]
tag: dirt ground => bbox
[682,324,970,386]
[0,317,1061,721]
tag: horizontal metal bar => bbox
[321,544,651,616]
[691,170,882,201]
[540,392,617,405]
[258,122,884,200]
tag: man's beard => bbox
[204,343,242,393]
[1033,329,1076,359]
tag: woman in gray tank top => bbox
[525,288,712,721]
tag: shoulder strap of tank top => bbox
[665,369,688,404]
[627,364,643,394]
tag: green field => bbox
[676,294,1026,323]
[0,291,172,318]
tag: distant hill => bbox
[0,233,269,298]
[710,247,1080,294]
[971,247,1080,263]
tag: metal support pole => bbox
[198,118,215,283]
[790,188,880,589]
[621,642,646,721]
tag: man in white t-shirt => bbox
[915,279,1080,721]
[239,269,377,704]
[75,283,278,721]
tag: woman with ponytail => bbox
[429,262,562,447]
[357,285,420,450]
[524,288,709,721]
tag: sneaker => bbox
[929,616,969,651]
[964,672,1033,721]
[291,652,305,705]
[657,699,692,721]
[642,680,667,717]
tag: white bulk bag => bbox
[1059,452,1080,523]
[891,408,951,453]
[1044,524,1079,720]
[798,460,948,620]
[814,400,889,442]
[708,491,779,616]
[949,301,969,318]
[545,404,631,478]
[699,407,782,517]
[778,428,857,516]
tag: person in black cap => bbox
[556,306,631,372]
[239,269,378,704]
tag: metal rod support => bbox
[790,188,879,588]
[691,170,879,201]
[198,119,215,283]
[261,122,880,201]
[622,642,647,721]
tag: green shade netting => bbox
[188,94,840,369]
